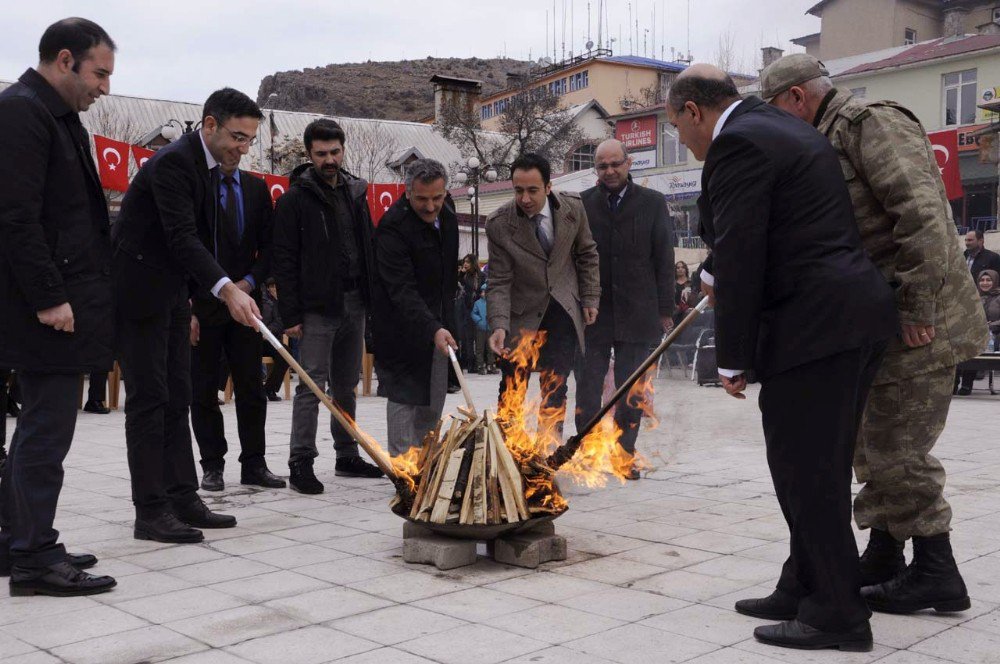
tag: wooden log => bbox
[486,412,530,521]
[471,430,487,524]
[430,448,467,523]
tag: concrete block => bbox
[403,535,478,570]
[489,531,567,569]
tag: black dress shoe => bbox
[0,552,97,577]
[241,465,287,488]
[335,456,385,478]
[753,619,873,652]
[82,399,110,414]
[135,512,204,543]
[735,589,799,620]
[447,383,461,394]
[9,561,116,597]
[265,389,282,402]
[200,469,225,492]
[174,498,236,529]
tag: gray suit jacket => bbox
[485,191,600,351]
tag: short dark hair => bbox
[667,74,740,113]
[303,119,346,152]
[973,229,986,241]
[202,88,263,125]
[39,18,116,70]
[511,153,551,185]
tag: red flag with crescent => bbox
[262,174,289,205]
[93,135,130,192]
[927,129,964,201]
[131,145,155,170]
[367,183,406,226]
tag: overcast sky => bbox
[1,1,819,105]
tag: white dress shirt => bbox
[535,199,554,249]
[199,131,232,300]
[702,98,745,379]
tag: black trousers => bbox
[498,303,578,435]
[87,371,107,403]
[190,320,267,472]
[117,294,200,519]
[263,343,290,394]
[576,339,656,454]
[0,368,10,449]
[0,371,78,568]
[762,341,886,632]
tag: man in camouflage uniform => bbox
[751,54,987,616]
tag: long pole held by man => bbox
[112,88,264,544]
[760,53,987,616]
[0,17,118,596]
[667,64,899,651]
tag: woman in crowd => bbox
[673,260,693,327]
[957,269,1000,394]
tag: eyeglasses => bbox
[220,125,258,146]
[595,160,626,171]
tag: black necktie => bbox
[609,193,619,213]
[223,175,242,239]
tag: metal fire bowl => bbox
[392,503,567,540]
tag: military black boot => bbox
[862,532,970,614]
[859,528,906,587]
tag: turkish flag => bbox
[928,129,964,200]
[367,183,406,226]
[131,145,155,170]
[262,174,289,205]
[93,135,130,192]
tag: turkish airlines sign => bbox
[927,129,964,201]
[615,115,657,150]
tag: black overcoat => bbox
[0,69,113,373]
[371,196,458,405]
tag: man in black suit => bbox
[113,88,261,543]
[189,161,284,492]
[578,139,674,477]
[964,230,1000,280]
[667,64,898,652]
[0,18,117,596]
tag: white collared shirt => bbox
[703,98,746,379]
[199,131,233,300]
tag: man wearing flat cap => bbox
[747,53,986,618]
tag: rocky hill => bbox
[257,57,533,122]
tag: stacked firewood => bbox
[391,409,565,525]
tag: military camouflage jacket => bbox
[817,88,987,383]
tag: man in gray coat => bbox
[486,153,600,438]
[577,139,675,477]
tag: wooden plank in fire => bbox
[430,447,467,523]
[486,411,530,521]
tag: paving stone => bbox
[225,625,378,664]
[265,586,393,623]
[398,623,549,664]
[329,605,466,646]
[564,623,718,663]
[556,586,688,622]
[51,625,206,664]
[208,570,331,603]
[116,587,245,623]
[166,605,307,648]
[0,603,148,649]
[488,604,625,644]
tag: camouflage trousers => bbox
[853,364,954,539]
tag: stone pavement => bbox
[2,368,1000,664]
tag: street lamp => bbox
[454,156,498,256]
[160,118,199,141]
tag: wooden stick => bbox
[447,347,477,414]
[256,318,396,479]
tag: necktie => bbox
[609,193,619,213]
[533,213,552,256]
[223,175,242,239]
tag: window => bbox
[943,68,978,126]
[660,123,687,166]
[904,28,917,45]
[569,70,589,91]
[850,87,867,98]
[569,143,596,171]
[993,7,1000,23]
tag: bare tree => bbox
[713,30,748,76]
[343,121,400,183]
[436,82,586,178]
